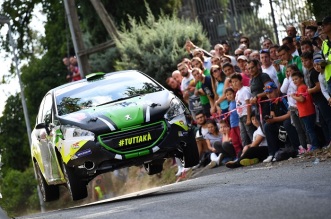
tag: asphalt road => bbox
[17,158,331,219]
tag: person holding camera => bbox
[262,82,300,163]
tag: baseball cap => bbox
[237,55,248,61]
[317,16,331,26]
[313,53,323,63]
[264,81,278,93]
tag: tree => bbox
[306,0,329,21]
[114,5,210,84]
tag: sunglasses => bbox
[212,69,220,73]
[240,40,248,44]
[235,54,242,56]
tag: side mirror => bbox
[35,123,50,135]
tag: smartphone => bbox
[273,59,282,65]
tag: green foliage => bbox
[115,5,210,84]
[307,0,330,20]
[0,94,30,171]
[0,167,39,217]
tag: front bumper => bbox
[66,120,192,177]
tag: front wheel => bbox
[61,162,88,201]
[35,162,59,202]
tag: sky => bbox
[0,2,46,116]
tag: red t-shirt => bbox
[241,71,250,86]
[296,84,315,117]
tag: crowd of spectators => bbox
[62,56,82,82]
[165,16,331,178]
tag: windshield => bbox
[55,71,163,116]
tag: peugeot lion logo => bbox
[125,114,132,120]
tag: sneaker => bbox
[307,145,318,152]
[175,167,183,176]
[225,161,241,168]
[192,162,201,170]
[272,157,277,162]
[240,158,259,166]
[208,161,217,169]
[298,146,306,155]
[216,153,224,166]
[263,155,273,163]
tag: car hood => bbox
[57,90,174,135]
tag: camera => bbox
[264,115,273,120]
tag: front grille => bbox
[98,121,166,153]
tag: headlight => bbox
[164,98,186,121]
[61,125,95,140]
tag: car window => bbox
[55,71,163,116]
[37,97,46,124]
[42,94,53,124]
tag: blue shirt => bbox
[229,100,239,128]
[217,81,229,110]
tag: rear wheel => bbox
[61,162,88,201]
[144,159,164,175]
[35,162,59,202]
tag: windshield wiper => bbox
[96,94,142,107]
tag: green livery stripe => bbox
[125,150,150,159]
[98,121,166,154]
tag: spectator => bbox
[182,58,192,70]
[318,16,331,95]
[248,59,272,119]
[221,55,232,64]
[192,67,214,117]
[269,44,280,62]
[193,111,210,169]
[69,64,81,81]
[236,55,251,85]
[213,120,237,164]
[314,57,331,105]
[214,44,225,58]
[281,64,309,153]
[244,49,252,57]
[191,46,212,70]
[172,70,183,86]
[210,65,230,116]
[301,52,331,147]
[204,119,223,168]
[211,56,221,66]
[286,25,298,38]
[166,77,184,103]
[177,62,195,106]
[291,71,320,151]
[300,40,314,53]
[230,73,255,146]
[263,81,300,162]
[305,26,318,39]
[282,36,300,57]
[225,87,242,155]
[221,40,231,55]
[234,48,244,62]
[249,50,260,61]
[260,49,280,87]
[262,38,273,49]
[240,36,250,48]
[225,112,269,168]
[274,44,302,85]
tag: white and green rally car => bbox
[31,70,199,201]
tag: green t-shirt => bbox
[196,69,210,105]
[277,55,303,84]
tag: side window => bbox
[42,94,53,124]
[37,97,46,124]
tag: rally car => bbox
[31,70,199,201]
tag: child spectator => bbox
[280,64,309,153]
[225,112,269,168]
[225,87,242,156]
[291,71,320,151]
[230,73,256,147]
[314,58,331,104]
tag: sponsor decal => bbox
[118,132,152,147]
[76,149,92,158]
[71,142,80,149]
[178,131,188,137]
[125,114,132,120]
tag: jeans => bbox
[239,115,256,146]
[301,114,320,148]
[290,108,308,148]
[314,98,331,143]
[264,122,284,156]
[283,118,300,150]
[214,141,236,159]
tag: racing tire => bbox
[144,160,164,175]
[182,129,200,168]
[35,162,60,202]
[61,162,88,201]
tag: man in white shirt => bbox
[260,49,280,87]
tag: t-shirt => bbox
[306,68,326,104]
[205,132,222,147]
[235,86,251,117]
[250,73,271,97]
[253,126,267,147]
[280,77,297,107]
[262,65,280,87]
[229,100,239,128]
[201,76,214,99]
[241,71,250,86]
[181,72,194,92]
[270,98,289,117]
[216,81,229,110]
[196,69,211,105]
[295,84,315,117]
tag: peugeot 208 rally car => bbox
[31,70,199,201]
